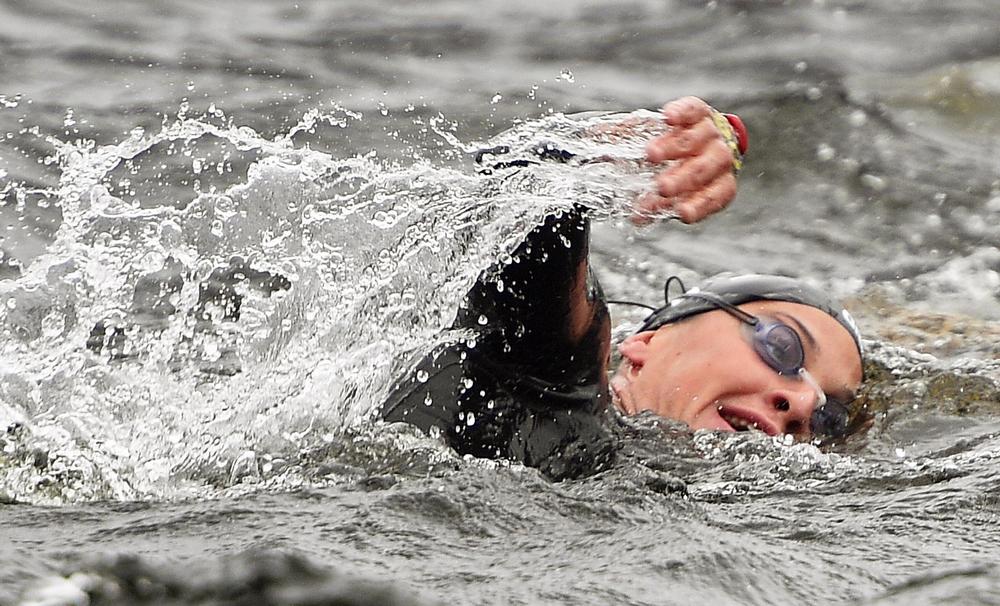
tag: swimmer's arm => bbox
[458,206,602,366]
[458,99,746,373]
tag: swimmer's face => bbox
[610,301,862,438]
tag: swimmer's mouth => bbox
[718,406,778,436]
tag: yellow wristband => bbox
[709,108,744,174]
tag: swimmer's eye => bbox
[752,321,805,376]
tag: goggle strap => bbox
[683,292,759,327]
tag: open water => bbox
[3,1,1000,604]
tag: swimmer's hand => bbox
[634,96,745,225]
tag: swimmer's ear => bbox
[618,331,656,372]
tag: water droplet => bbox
[423,392,433,406]
[466,412,476,426]
[477,314,488,325]
[860,174,886,192]
[816,143,835,162]
[491,93,503,104]
[416,369,429,383]
[462,378,474,389]
[558,69,575,83]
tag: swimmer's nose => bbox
[767,385,818,436]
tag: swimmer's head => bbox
[610,274,864,441]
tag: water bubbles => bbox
[816,143,836,162]
[40,311,65,339]
[860,174,886,191]
[477,314,488,325]
[201,338,221,362]
[416,370,430,383]
[466,412,476,426]
[558,69,575,83]
[491,93,503,105]
[229,450,259,484]
[423,392,433,406]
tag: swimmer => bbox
[381,97,865,479]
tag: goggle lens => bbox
[810,398,851,438]
[752,322,805,376]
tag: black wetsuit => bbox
[380,207,617,480]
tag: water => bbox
[3,0,1000,604]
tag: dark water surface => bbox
[3,0,1000,604]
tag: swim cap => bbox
[637,273,864,360]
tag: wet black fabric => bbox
[380,207,616,480]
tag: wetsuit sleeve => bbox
[380,204,615,479]
[453,205,608,385]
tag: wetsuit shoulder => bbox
[381,206,615,479]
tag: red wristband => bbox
[723,113,748,156]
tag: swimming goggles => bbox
[682,291,853,438]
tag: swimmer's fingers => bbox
[646,116,720,163]
[673,172,737,223]
[654,137,733,198]
[661,96,713,129]
[631,172,737,225]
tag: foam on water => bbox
[0,106,667,503]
